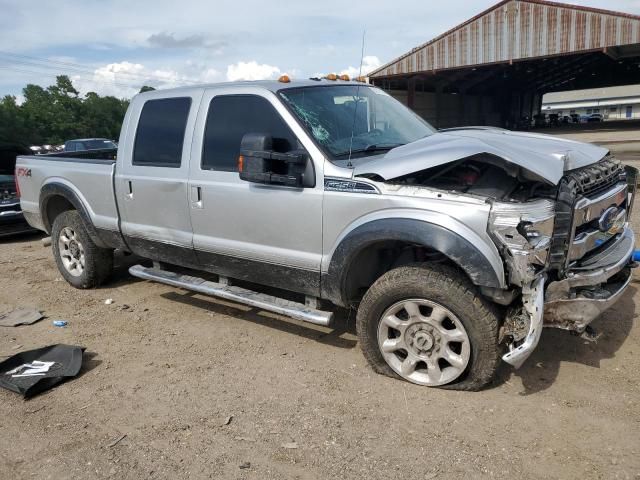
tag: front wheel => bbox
[52,210,113,289]
[356,264,500,390]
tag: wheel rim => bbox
[377,299,471,386]
[58,227,85,277]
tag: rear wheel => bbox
[356,264,500,390]
[52,210,113,289]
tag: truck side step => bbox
[128,265,333,326]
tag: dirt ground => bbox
[2,132,640,479]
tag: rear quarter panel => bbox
[16,155,119,232]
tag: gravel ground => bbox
[1,134,640,479]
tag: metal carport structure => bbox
[369,0,640,128]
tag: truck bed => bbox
[16,149,120,234]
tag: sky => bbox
[1,0,639,101]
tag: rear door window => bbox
[201,95,297,172]
[133,97,191,167]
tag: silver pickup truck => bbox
[16,79,636,390]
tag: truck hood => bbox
[352,128,609,185]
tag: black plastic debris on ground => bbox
[0,309,44,327]
[0,344,85,398]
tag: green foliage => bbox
[0,75,129,146]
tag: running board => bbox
[129,265,333,326]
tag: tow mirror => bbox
[238,133,314,188]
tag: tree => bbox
[83,92,129,140]
[46,75,84,144]
[0,95,28,146]
[0,76,130,146]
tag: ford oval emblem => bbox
[598,207,620,232]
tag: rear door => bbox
[188,86,324,295]
[115,89,203,266]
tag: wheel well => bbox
[45,195,75,232]
[344,241,456,306]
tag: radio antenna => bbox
[347,29,366,168]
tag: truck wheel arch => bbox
[39,183,109,249]
[321,218,504,307]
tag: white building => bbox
[542,84,640,120]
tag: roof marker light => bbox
[339,74,350,81]
[325,73,337,81]
[278,75,291,83]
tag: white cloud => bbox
[70,61,222,98]
[226,61,282,81]
[339,56,382,79]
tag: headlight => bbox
[489,199,555,286]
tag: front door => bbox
[115,90,203,266]
[188,86,324,296]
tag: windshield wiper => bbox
[333,143,404,159]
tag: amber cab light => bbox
[238,155,244,173]
[278,75,291,83]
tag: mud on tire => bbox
[51,210,113,289]
[356,263,500,391]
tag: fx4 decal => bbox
[16,167,32,177]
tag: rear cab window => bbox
[133,97,192,168]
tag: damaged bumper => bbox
[503,225,635,368]
[502,277,544,368]
[544,225,635,331]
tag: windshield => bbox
[279,85,435,164]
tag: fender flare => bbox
[321,218,504,306]
[39,182,109,248]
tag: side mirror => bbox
[238,133,314,188]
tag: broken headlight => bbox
[489,199,555,286]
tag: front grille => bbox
[549,156,629,274]
[572,157,625,196]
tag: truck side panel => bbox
[16,155,121,246]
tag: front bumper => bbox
[544,224,635,331]
[502,225,635,368]
[0,202,36,237]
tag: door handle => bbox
[126,180,133,200]
[191,186,203,209]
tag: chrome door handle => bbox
[191,186,203,209]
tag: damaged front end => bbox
[543,161,636,332]
[358,134,636,369]
[487,200,554,367]
[489,158,636,367]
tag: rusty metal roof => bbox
[370,0,640,78]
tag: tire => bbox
[51,210,113,289]
[356,263,500,391]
